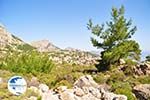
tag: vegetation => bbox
[17,44,35,51]
[87,6,141,71]
[0,51,54,74]
[146,55,150,61]
[0,5,149,100]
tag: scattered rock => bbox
[133,84,150,100]
[28,77,39,87]
[74,87,85,97]
[74,75,99,88]
[41,91,59,100]
[0,77,3,84]
[120,59,126,65]
[39,84,49,93]
[55,86,68,93]
[60,91,76,100]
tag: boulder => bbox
[119,59,126,65]
[73,87,85,97]
[133,84,150,100]
[39,84,49,93]
[74,75,99,88]
[60,91,77,100]
[41,91,59,100]
[55,86,67,93]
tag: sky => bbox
[0,0,150,53]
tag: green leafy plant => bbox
[146,55,150,61]
[87,6,141,71]
[1,51,55,74]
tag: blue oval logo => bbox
[8,76,27,95]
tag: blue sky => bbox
[0,0,150,52]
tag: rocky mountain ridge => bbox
[0,24,99,65]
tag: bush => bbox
[110,81,136,100]
[17,44,35,51]
[146,55,150,61]
[1,51,55,74]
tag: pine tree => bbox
[146,55,150,61]
[87,6,141,71]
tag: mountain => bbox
[0,24,26,57]
[0,24,24,47]
[0,24,99,65]
[30,40,61,52]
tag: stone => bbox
[39,84,49,93]
[74,87,85,97]
[55,86,67,93]
[88,87,101,99]
[28,77,39,87]
[102,92,127,100]
[133,84,150,100]
[60,91,76,100]
[81,93,99,100]
[0,77,3,84]
[74,75,99,88]
[41,91,59,100]
[119,59,126,64]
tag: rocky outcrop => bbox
[48,50,99,65]
[133,84,150,100]
[31,40,99,65]
[133,62,150,76]
[28,75,127,100]
[0,24,23,47]
[119,61,150,76]
[30,40,60,52]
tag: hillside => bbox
[0,24,150,100]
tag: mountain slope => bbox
[30,40,60,52]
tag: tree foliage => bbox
[146,55,150,61]
[87,6,141,71]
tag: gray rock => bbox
[74,87,85,97]
[41,91,59,100]
[39,84,49,93]
[60,91,76,100]
[74,75,99,88]
[133,84,150,100]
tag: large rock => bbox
[36,75,127,100]
[30,40,60,52]
[60,91,77,100]
[74,75,99,88]
[41,90,60,100]
[133,84,150,100]
[39,84,49,93]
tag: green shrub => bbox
[93,73,108,84]
[17,44,35,51]
[137,76,150,84]
[1,51,55,74]
[115,88,136,100]
[110,81,136,100]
